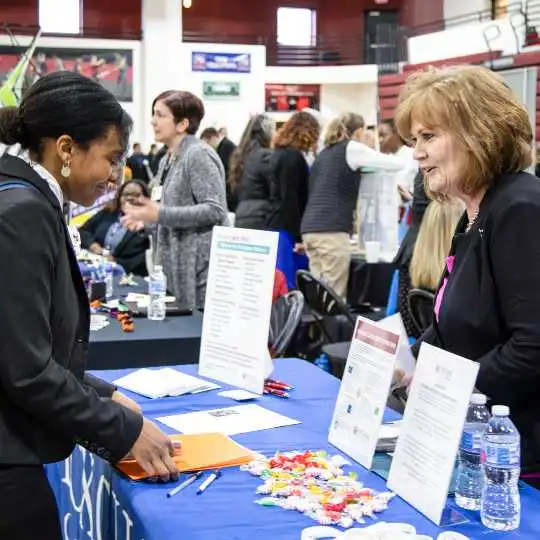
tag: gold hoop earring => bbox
[61,163,71,178]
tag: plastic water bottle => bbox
[101,247,114,300]
[455,393,490,510]
[147,265,167,321]
[481,405,521,531]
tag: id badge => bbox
[151,185,163,202]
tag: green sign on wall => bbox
[202,81,240,99]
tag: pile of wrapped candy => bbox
[241,450,395,528]
[90,300,134,332]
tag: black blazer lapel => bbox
[64,230,91,326]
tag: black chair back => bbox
[269,290,305,357]
[296,270,355,344]
[407,288,435,336]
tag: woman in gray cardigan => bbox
[122,90,227,310]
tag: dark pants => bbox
[0,465,61,539]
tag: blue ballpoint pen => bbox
[196,469,222,495]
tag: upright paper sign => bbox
[198,227,278,393]
[329,317,400,469]
[387,342,479,525]
[377,313,416,374]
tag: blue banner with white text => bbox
[191,51,251,73]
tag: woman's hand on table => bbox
[111,390,142,415]
[89,242,103,255]
[129,418,179,482]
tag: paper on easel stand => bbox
[387,343,479,525]
[377,313,416,375]
[198,227,278,394]
[328,317,400,469]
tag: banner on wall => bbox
[0,45,133,102]
[70,192,116,227]
[192,52,251,73]
[264,84,320,112]
[203,81,240,99]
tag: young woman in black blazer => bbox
[0,72,178,539]
[394,65,540,480]
[79,179,150,275]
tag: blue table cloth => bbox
[46,359,540,540]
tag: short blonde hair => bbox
[324,113,366,147]
[395,65,533,198]
[410,199,465,291]
[324,118,348,147]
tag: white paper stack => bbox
[90,314,109,332]
[158,404,300,436]
[113,368,220,399]
[124,293,176,307]
[376,422,401,452]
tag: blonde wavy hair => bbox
[410,199,465,291]
[395,65,533,200]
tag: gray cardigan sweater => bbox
[155,135,227,310]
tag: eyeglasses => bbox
[120,191,143,199]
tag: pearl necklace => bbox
[465,209,479,233]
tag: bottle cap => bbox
[470,393,487,405]
[492,405,510,416]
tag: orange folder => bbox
[116,432,255,480]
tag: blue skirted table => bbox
[47,359,540,540]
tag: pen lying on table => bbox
[196,469,222,495]
[265,378,294,390]
[166,471,204,498]
[264,378,294,398]
[263,387,290,398]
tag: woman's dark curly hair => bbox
[273,111,320,152]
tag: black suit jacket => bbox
[414,171,540,471]
[267,146,310,241]
[79,209,149,276]
[217,137,237,210]
[0,155,142,465]
[217,137,236,176]
[233,146,274,229]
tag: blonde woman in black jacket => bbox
[396,65,540,480]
